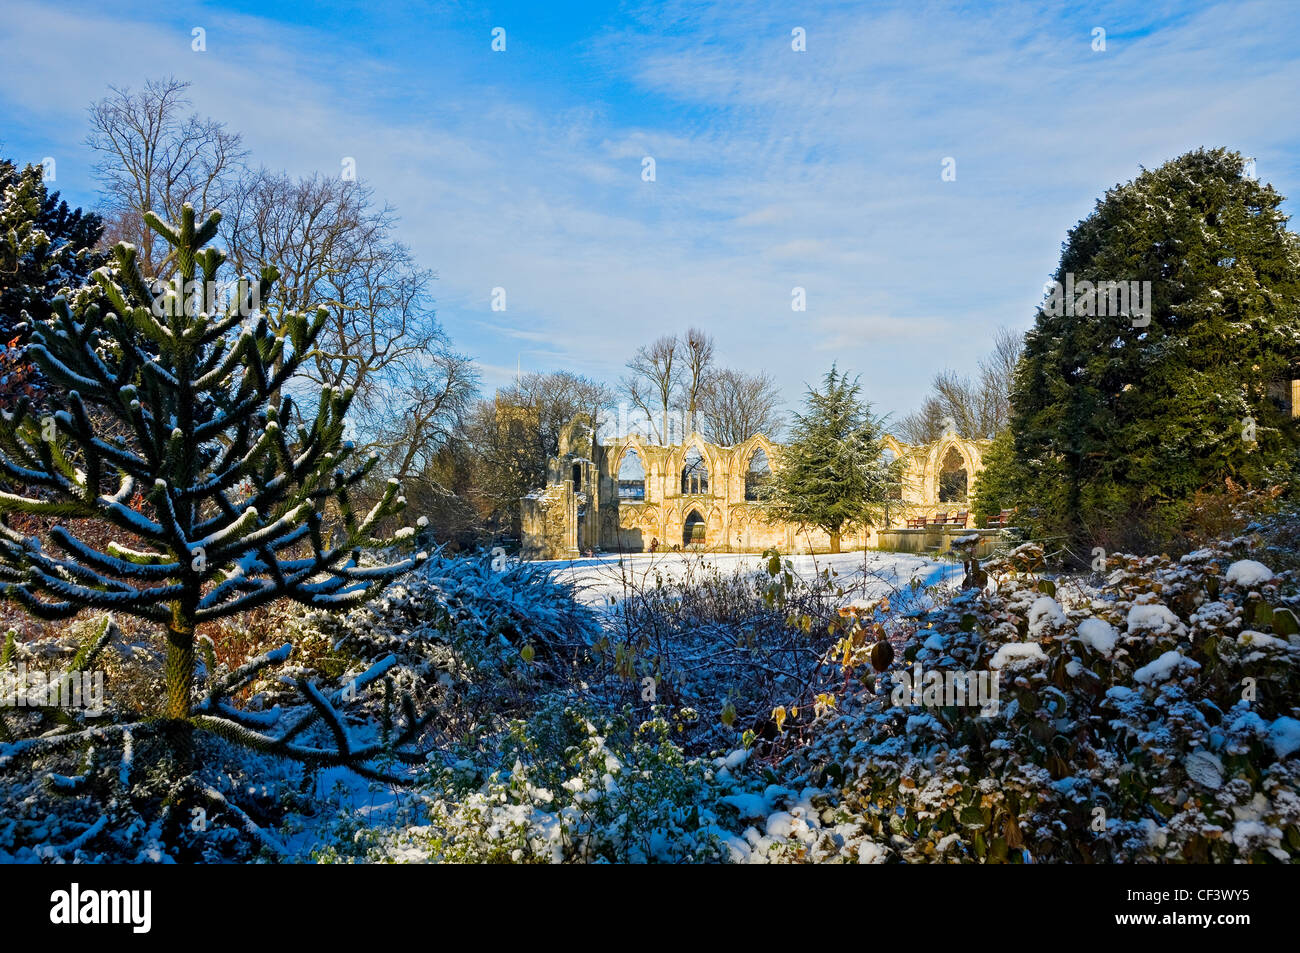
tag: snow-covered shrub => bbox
[318,552,599,664]
[593,550,897,753]
[769,524,1300,862]
[313,701,746,863]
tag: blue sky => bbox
[2,0,1298,422]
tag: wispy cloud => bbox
[1,0,1296,416]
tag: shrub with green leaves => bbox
[773,518,1300,863]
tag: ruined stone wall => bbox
[521,421,986,559]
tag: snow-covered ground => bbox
[535,549,959,609]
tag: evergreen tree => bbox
[770,366,893,552]
[969,427,1022,526]
[0,204,427,765]
[1004,147,1300,550]
[0,159,104,402]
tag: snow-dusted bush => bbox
[8,515,1297,863]
[317,703,743,863]
[766,524,1300,863]
[318,552,600,663]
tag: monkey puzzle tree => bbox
[0,204,427,768]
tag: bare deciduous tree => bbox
[978,326,1023,434]
[376,351,480,487]
[622,335,680,443]
[463,371,615,532]
[222,168,469,472]
[86,77,246,276]
[680,327,716,434]
[895,327,1024,443]
[697,368,785,445]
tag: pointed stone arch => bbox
[927,435,980,506]
[743,446,773,501]
[683,508,706,546]
[610,435,651,479]
[881,433,909,460]
[732,432,778,501]
[680,442,711,495]
[615,443,647,501]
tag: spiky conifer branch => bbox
[0,203,428,748]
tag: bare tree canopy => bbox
[87,78,477,515]
[895,328,1024,443]
[86,77,246,276]
[680,327,716,434]
[622,335,680,443]
[504,370,616,459]
[697,367,785,445]
[463,371,615,531]
[221,167,470,470]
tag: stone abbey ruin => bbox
[521,416,989,559]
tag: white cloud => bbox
[1,0,1297,414]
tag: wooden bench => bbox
[985,509,1014,527]
[907,512,968,528]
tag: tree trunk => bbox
[165,602,196,767]
[830,530,841,554]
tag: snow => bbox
[1266,716,1300,760]
[1237,630,1290,657]
[723,749,750,772]
[720,793,769,820]
[1126,602,1182,634]
[765,811,796,838]
[1133,650,1200,685]
[1231,820,1283,851]
[1027,596,1066,635]
[857,840,889,864]
[990,642,1047,669]
[1077,617,1118,656]
[539,550,957,609]
[1225,559,1274,587]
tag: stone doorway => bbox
[683,509,705,546]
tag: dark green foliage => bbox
[0,159,103,334]
[0,159,104,403]
[1002,147,1300,551]
[769,366,895,550]
[970,427,1023,526]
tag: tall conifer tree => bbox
[1002,148,1300,548]
[770,367,893,552]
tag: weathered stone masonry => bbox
[521,416,988,560]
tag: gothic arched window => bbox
[618,448,645,500]
[683,509,706,546]
[938,447,968,503]
[744,448,772,501]
[681,447,709,495]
